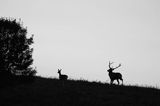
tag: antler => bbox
[109,61,113,68]
[58,69,62,71]
[113,64,121,69]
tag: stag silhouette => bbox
[58,69,68,80]
[107,62,123,85]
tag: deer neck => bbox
[58,72,61,76]
[109,71,113,76]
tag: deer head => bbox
[58,69,62,74]
[107,61,121,72]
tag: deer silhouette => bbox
[58,69,68,80]
[107,62,123,85]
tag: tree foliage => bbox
[0,17,36,77]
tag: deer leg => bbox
[117,79,119,85]
[121,78,123,85]
[110,80,113,84]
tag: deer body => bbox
[107,62,123,85]
[58,69,68,80]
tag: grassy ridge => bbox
[0,76,160,106]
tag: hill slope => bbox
[0,77,160,106]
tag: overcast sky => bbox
[1,0,160,87]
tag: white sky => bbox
[1,0,160,87]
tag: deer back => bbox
[109,72,122,80]
[59,74,68,80]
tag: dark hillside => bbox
[0,76,160,106]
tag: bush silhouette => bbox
[0,17,36,84]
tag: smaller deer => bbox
[58,69,68,80]
[107,62,123,85]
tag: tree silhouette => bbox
[0,17,36,78]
